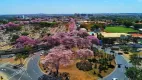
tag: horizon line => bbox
[0,13,142,15]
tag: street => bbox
[0,51,43,80]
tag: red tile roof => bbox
[132,33,142,38]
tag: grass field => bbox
[104,26,138,33]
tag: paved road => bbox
[0,51,44,80]
[103,48,132,80]
[93,45,132,80]
[104,53,132,80]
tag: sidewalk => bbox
[0,72,8,80]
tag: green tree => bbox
[123,21,133,27]
[15,53,28,65]
[130,53,141,67]
[125,67,142,80]
[10,35,19,42]
[21,32,29,36]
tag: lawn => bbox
[104,26,138,33]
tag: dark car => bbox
[110,50,115,53]
[118,64,122,68]
[13,65,19,69]
[118,53,123,55]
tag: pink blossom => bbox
[76,49,94,60]
[87,35,100,45]
[16,36,37,48]
[68,18,76,32]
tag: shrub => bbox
[98,74,103,78]
[94,71,96,75]
[88,58,98,63]
[107,64,115,69]
[76,61,93,71]
[21,32,29,36]
[59,72,70,80]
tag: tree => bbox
[45,36,61,47]
[42,45,74,75]
[134,24,142,30]
[15,53,28,65]
[130,53,142,67]
[125,67,142,80]
[91,24,100,31]
[77,30,89,38]
[21,32,29,36]
[10,34,19,42]
[87,35,100,45]
[76,49,94,60]
[68,18,76,32]
[61,36,76,49]
[76,37,91,49]
[123,21,133,27]
[15,36,37,48]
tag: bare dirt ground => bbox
[40,57,116,80]
[0,72,8,80]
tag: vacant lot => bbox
[104,26,138,33]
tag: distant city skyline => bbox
[0,0,142,14]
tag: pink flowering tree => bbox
[4,22,22,31]
[15,36,37,48]
[87,35,100,45]
[43,36,61,47]
[76,49,94,60]
[42,45,74,75]
[77,30,89,38]
[61,36,76,49]
[75,37,92,49]
[68,18,77,32]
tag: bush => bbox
[124,51,129,54]
[10,35,19,42]
[94,71,96,75]
[59,72,70,80]
[21,32,29,36]
[76,61,93,71]
[108,64,115,69]
[98,74,103,78]
[88,58,98,63]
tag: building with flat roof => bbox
[101,32,130,38]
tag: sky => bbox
[0,0,142,14]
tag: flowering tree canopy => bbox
[43,45,74,66]
[87,35,100,45]
[77,30,89,38]
[45,36,61,47]
[76,49,94,60]
[15,36,37,48]
[61,36,76,49]
[68,18,77,32]
[42,30,99,49]
[42,45,74,74]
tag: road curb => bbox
[38,57,46,74]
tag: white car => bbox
[112,78,118,80]
[40,53,43,56]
